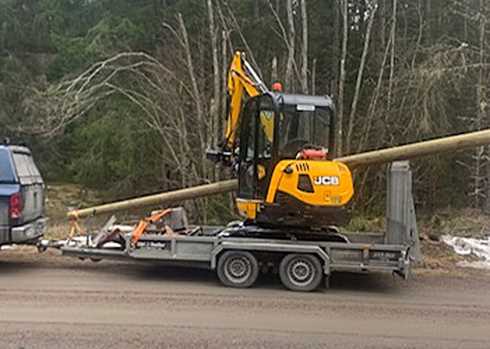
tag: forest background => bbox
[0,0,488,223]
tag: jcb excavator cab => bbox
[237,93,334,196]
[207,51,354,230]
[236,93,354,229]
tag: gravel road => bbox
[0,249,489,348]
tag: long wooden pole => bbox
[68,179,237,219]
[336,129,490,168]
[68,129,490,219]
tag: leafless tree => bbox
[285,0,297,90]
[300,0,308,93]
[336,0,349,156]
[387,0,397,111]
[346,0,378,154]
[207,0,220,155]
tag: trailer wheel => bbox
[217,251,259,288]
[279,254,323,292]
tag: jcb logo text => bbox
[314,176,340,186]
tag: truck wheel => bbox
[217,251,259,288]
[279,254,323,292]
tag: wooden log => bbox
[68,129,490,219]
[68,179,237,219]
[337,129,490,168]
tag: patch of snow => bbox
[456,260,490,270]
[442,235,490,269]
[0,245,16,251]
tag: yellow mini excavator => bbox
[208,52,354,232]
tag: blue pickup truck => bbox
[0,144,46,246]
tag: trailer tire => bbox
[217,251,259,288]
[279,254,323,292]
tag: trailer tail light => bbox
[9,192,22,219]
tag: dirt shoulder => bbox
[1,246,490,349]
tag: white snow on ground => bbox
[442,235,490,270]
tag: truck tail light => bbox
[9,192,22,219]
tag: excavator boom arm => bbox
[224,52,269,150]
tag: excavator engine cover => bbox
[255,159,354,228]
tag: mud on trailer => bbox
[42,162,419,292]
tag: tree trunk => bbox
[387,0,397,111]
[346,0,378,154]
[271,56,278,82]
[357,34,392,153]
[337,0,349,157]
[207,0,220,148]
[379,0,386,48]
[285,0,296,91]
[221,29,228,141]
[300,0,308,93]
[332,0,340,97]
[477,0,489,212]
[311,57,317,95]
[177,14,206,180]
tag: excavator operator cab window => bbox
[238,95,275,200]
[278,104,333,159]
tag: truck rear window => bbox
[12,152,43,185]
[0,148,15,183]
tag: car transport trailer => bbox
[46,162,419,292]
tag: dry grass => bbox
[345,215,385,233]
[45,183,102,221]
[44,183,108,240]
[418,208,490,240]
[44,222,72,240]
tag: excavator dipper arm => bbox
[223,52,269,151]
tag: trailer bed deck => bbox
[60,229,410,290]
